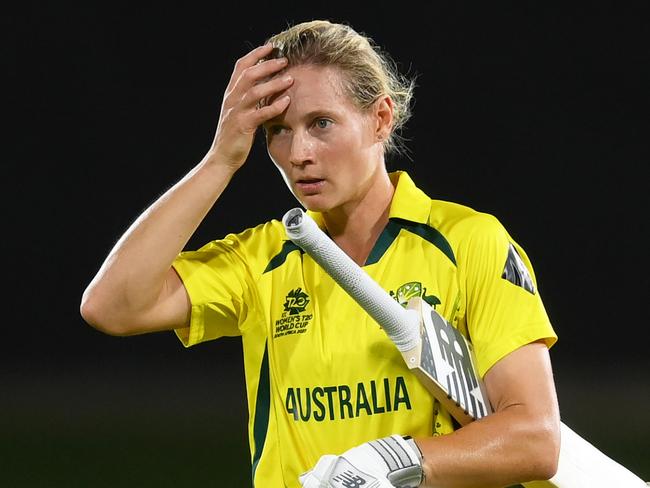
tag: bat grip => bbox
[282,208,421,352]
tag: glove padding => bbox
[299,434,424,488]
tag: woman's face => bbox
[264,64,388,213]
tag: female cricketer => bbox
[81,20,563,487]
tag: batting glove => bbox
[299,434,424,488]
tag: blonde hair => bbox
[265,20,416,157]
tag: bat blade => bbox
[406,297,492,425]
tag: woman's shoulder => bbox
[428,198,505,237]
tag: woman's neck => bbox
[322,171,395,266]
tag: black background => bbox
[4,3,649,486]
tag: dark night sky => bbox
[3,2,649,485]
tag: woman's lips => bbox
[295,179,325,194]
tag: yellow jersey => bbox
[171,170,557,487]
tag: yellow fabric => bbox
[171,170,557,487]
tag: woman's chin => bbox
[294,194,334,213]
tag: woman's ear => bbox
[374,95,394,142]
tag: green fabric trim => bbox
[251,343,270,485]
[365,220,402,265]
[365,218,457,266]
[264,240,303,274]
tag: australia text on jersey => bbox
[285,376,412,422]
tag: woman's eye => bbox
[315,119,331,129]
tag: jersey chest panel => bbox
[250,233,460,482]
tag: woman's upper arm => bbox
[154,266,192,331]
[484,340,561,429]
[104,267,191,336]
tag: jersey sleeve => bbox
[171,233,255,347]
[457,213,557,378]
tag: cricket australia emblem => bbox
[274,287,313,339]
[390,281,441,309]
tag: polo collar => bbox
[387,170,431,224]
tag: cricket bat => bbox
[282,207,647,488]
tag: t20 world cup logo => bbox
[283,287,310,315]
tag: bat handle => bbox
[282,208,421,353]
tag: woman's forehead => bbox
[263,64,368,128]
[287,64,345,92]
[283,64,356,109]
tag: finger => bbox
[248,94,291,128]
[228,43,276,85]
[231,55,288,98]
[244,73,293,109]
[251,56,290,84]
